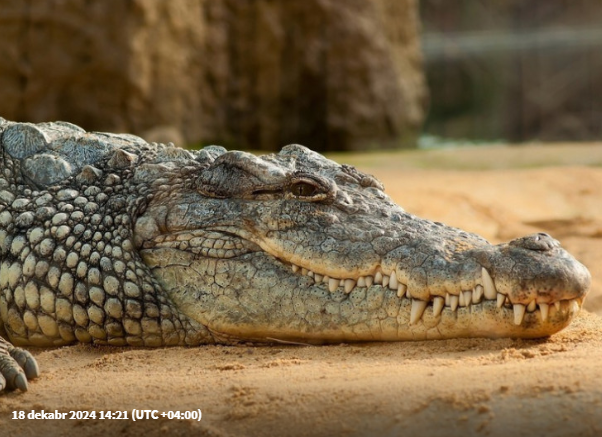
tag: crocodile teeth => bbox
[365,276,374,287]
[472,285,483,304]
[458,291,471,307]
[449,295,459,311]
[389,271,398,290]
[292,265,300,273]
[554,301,561,311]
[374,272,383,284]
[433,297,444,317]
[513,303,526,325]
[382,275,390,288]
[445,293,450,306]
[571,300,580,313]
[323,275,330,284]
[344,279,356,293]
[539,303,549,321]
[527,300,537,312]
[314,273,323,282]
[460,291,472,307]
[329,278,340,292]
[405,289,411,299]
[397,283,407,298]
[357,277,366,287]
[307,270,314,278]
[482,267,497,300]
[496,293,505,308]
[301,268,308,276]
[410,299,428,324]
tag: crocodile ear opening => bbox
[195,150,289,199]
[196,163,263,198]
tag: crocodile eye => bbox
[290,181,318,197]
[286,173,335,203]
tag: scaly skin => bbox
[0,119,590,392]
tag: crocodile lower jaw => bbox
[287,261,580,326]
[207,297,583,343]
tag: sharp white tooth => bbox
[301,268,308,276]
[496,293,505,308]
[406,289,411,299]
[462,291,472,307]
[382,275,390,288]
[397,283,407,297]
[374,272,383,284]
[323,275,330,284]
[482,267,497,300]
[292,265,300,273]
[357,277,366,287]
[554,301,561,311]
[328,278,340,292]
[459,291,465,307]
[344,279,356,293]
[307,270,314,277]
[365,276,374,287]
[314,274,323,282]
[570,300,580,313]
[445,293,450,306]
[527,300,536,312]
[397,283,407,298]
[473,285,483,304]
[410,299,428,324]
[389,271,398,290]
[539,303,549,321]
[513,304,526,325]
[450,295,459,311]
[433,297,444,317]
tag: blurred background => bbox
[1,1,601,309]
[1,0,601,151]
[421,0,602,146]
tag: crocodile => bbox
[0,119,590,392]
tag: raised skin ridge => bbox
[0,119,591,392]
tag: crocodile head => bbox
[0,120,590,346]
[135,145,590,343]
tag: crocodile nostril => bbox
[509,233,560,251]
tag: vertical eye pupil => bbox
[293,182,317,197]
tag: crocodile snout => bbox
[486,233,591,313]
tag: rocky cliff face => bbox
[0,0,426,151]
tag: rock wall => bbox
[0,0,426,151]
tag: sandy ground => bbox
[2,144,602,437]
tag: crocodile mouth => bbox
[284,260,583,326]
[140,229,585,338]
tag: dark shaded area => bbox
[421,0,602,142]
